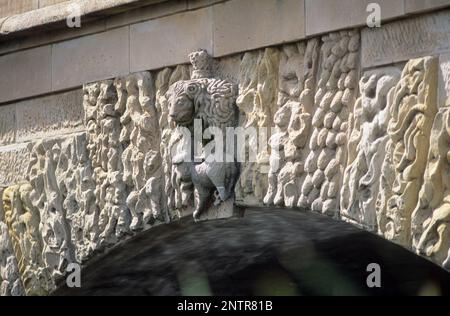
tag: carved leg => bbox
[126,191,141,231]
[264,172,277,205]
[193,186,213,221]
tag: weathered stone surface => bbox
[26,133,95,268]
[187,0,224,9]
[2,184,54,295]
[0,144,31,187]
[15,89,84,142]
[155,65,190,221]
[341,68,401,230]
[130,7,213,72]
[38,0,68,8]
[412,107,450,267]
[5,23,450,291]
[299,31,360,217]
[0,105,15,146]
[306,0,404,36]
[167,49,240,221]
[439,53,450,108]
[84,72,168,242]
[377,57,438,248]
[264,40,320,208]
[0,46,52,104]
[361,10,450,68]
[106,0,187,29]
[0,186,25,297]
[0,220,24,296]
[405,0,450,14]
[52,27,130,91]
[0,0,38,18]
[213,0,306,57]
[234,48,279,206]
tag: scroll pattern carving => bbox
[341,68,401,229]
[377,57,438,247]
[412,107,450,266]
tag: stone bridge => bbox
[0,0,450,296]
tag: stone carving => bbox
[412,108,450,266]
[377,57,438,247]
[167,49,239,220]
[439,53,450,108]
[0,188,24,296]
[299,31,360,216]
[444,249,450,271]
[340,68,401,229]
[0,223,24,296]
[4,36,450,292]
[264,39,320,208]
[2,184,54,295]
[84,80,130,244]
[52,134,97,263]
[235,48,279,206]
[118,73,165,231]
[0,143,31,187]
[156,65,190,220]
[26,138,77,282]
[84,72,166,235]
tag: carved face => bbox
[169,94,194,126]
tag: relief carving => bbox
[4,34,450,292]
[167,50,239,220]
[2,184,53,295]
[376,57,438,247]
[84,80,130,245]
[235,48,279,206]
[340,68,401,229]
[84,72,166,235]
[0,188,24,296]
[264,39,320,208]
[412,108,450,266]
[156,65,190,220]
[299,31,360,216]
